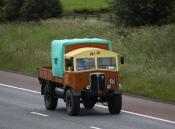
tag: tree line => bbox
[0,0,175,26]
[0,0,63,21]
[113,0,175,26]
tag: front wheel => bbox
[66,89,80,116]
[108,94,122,114]
[44,82,58,110]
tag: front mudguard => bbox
[71,89,81,97]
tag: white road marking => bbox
[121,110,175,125]
[90,126,101,129]
[95,105,175,124]
[0,83,40,94]
[0,83,175,125]
[95,104,108,109]
[30,112,48,117]
[95,105,175,125]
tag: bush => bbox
[0,0,4,21]
[2,0,22,21]
[113,0,175,26]
[48,0,63,17]
[20,0,63,21]
[0,0,4,9]
[0,0,4,7]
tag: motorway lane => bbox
[0,85,175,129]
[0,86,87,129]
[0,70,175,122]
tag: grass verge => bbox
[0,19,174,102]
[60,0,111,13]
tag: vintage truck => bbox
[37,38,124,116]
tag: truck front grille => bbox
[90,73,105,92]
[98,74,105,91]
[90,74,98,91]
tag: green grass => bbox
[0,19,175,102]
[60,0,111,13]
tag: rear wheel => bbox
[108,94,122,114]
[44,82,58,110]
[66,89,80,116]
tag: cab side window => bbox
[65,58,74,71]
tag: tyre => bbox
[108,94,122,114]
[66,89,80,116]
[83,100,96,109]
[44,82,58,110]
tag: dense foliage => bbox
[0,0,4,21]
[0,0,63,21]
[20,0,63,21]
[0,0,4,7]
[2,0,22,21]
[113,0,175,26]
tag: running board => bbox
[55,87,64,96]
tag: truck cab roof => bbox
[64,47,119,59]
[52,38,112,50]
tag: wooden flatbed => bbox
[37,66,63,84]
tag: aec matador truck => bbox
[37,38,124,116]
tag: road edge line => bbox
[0,83,40,94]
[121,110,175,124]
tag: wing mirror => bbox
[120,56,124,64]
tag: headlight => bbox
[107,85,111,89]
[109,78,116,84]
[86,85,91,90]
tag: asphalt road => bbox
[0,85,175,129]
[0,70,175,129]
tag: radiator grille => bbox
[90,73,105,92]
